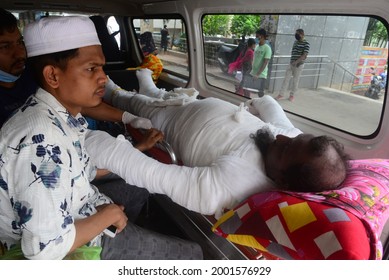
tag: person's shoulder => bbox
[0,101,57,150]
[2,96,44,128]
[263,43,272,54]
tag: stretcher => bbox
[126,124,389,260]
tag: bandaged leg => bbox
[136,68,199,105]
[136,68,167,98]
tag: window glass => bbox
[202,14,388,137]
[131,18,189,77]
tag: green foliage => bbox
[202,15,231,36]
[365,18,388,48]
[230,15,262,37]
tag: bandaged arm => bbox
[85,130,265,217]
[246,96,302,136]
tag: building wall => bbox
[268,15,369,92]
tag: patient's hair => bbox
[285,135,350,192]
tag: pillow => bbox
[212,159,389,260]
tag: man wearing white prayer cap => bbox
[0,16,203,260]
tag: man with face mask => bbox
[276,28,310,102]
[245,29,272,97]
[0,9,37,127]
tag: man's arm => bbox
[70,203,128,253]
[291,52,308,66]
[81,101,123,122]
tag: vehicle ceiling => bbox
[2,0,174,15]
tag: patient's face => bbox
[264,133,315,184]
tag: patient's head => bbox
[251,128,350,192]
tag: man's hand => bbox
[95,169,111,179]
[96,204,128,233]
[134,128,164,152]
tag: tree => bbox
[230,15,261,38]
[202,15,230,36]
[364,18,388,48]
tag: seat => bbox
[125,125,179,165]
[89,15,124,69]
[105,69,139,92]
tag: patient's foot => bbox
[136,68,199,106]
[136,68,167,98]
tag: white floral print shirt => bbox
[0,88,111,259]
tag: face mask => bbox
[0,69,20,83]
[295,34,301,41]
[255,38,259,44]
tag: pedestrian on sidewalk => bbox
[242,29,272,98]
[160,25,169,54]
[231,38,256,97]
[276,28,310,102]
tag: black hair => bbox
[247,38,256,47]
[0,8,18,35]
[284,135,350,192]
[296,28,305,35]
[27,49,79,88]
[256,28,267,37]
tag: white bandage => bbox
[121,111,152,129]
[136,68,166,98]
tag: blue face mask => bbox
[255,38,259,45]
[0,69,21,83]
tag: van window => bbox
[131,18,189,77]
[202,14,389,137]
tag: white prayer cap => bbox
[24,16,101,57]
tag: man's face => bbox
[52,45,107,116]
[264,133,315,183]
[295,31,303,41]
[0,27,26,76]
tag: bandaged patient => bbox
[86,69,349,217]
